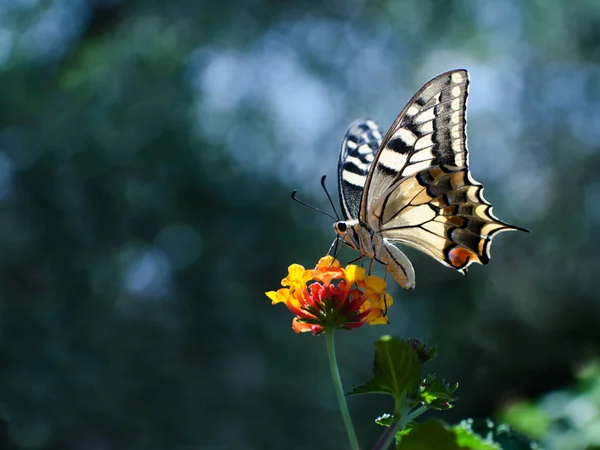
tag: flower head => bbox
[266,256,393,335]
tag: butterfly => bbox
[334,69,527,290]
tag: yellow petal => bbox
[368,314,389,326]
[384,293,393,308]
[345,265,366,283]
[282,264,307,286]
[368,292,393,311]
[316,255,340,271]
[362,302,389,325]
[366,275,386,293]
[266,288,291,305]
[266,290,279,303]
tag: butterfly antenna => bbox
[320,175,340,221]
[291,191,337,221]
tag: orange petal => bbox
[292,318,314,333]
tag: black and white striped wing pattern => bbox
[362,69,524,273]
[338,119,383,220]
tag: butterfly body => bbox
[334,219,416,289]
[335,69,526,290]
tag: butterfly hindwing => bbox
[378,240,415,289]
[374,167,520,273]
[338,119,382,220]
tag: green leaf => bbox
[406,338,437,364]
[452,423,501,449]
[348,335,421,402]
[349,378,391,396]
[396,420,500,450]
[461,419,542,450]
[419,373,459,410]
[375,413,394,427]
[396,421,418,439]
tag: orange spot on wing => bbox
[448,247,477,269]
[430,167,446,179]
[441,205,458,216]
[446,216,465,227]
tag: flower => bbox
[266,256,393,335]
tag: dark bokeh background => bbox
[0,0,599,449]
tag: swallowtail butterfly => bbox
[335,69,526,290]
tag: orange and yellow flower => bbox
[266,256,393,334]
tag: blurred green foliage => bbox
[0,0,599,449]
[396,419,537,450]
[501,360,600,449]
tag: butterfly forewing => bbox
[357,69,524,275]
[338,119,382,220]
[361,69,470,222]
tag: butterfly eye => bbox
[335,222,347,233]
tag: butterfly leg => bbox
[368,257,375,276]
[326,238,346,268]
[347,254,365,265]
[326,237,338,256]
[374,255,389,285]
[368,256,389,318]
[375,258,389,283]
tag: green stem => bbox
[371,414,402,450]
[326,329,359,450]
[372,403,429,450]
[404,404,428,424]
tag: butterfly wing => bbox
[338,119,383,220]
[361,69,524,274]
[378,240,416,289]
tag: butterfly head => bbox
[333,221,347,235]
[334,220,362,251]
